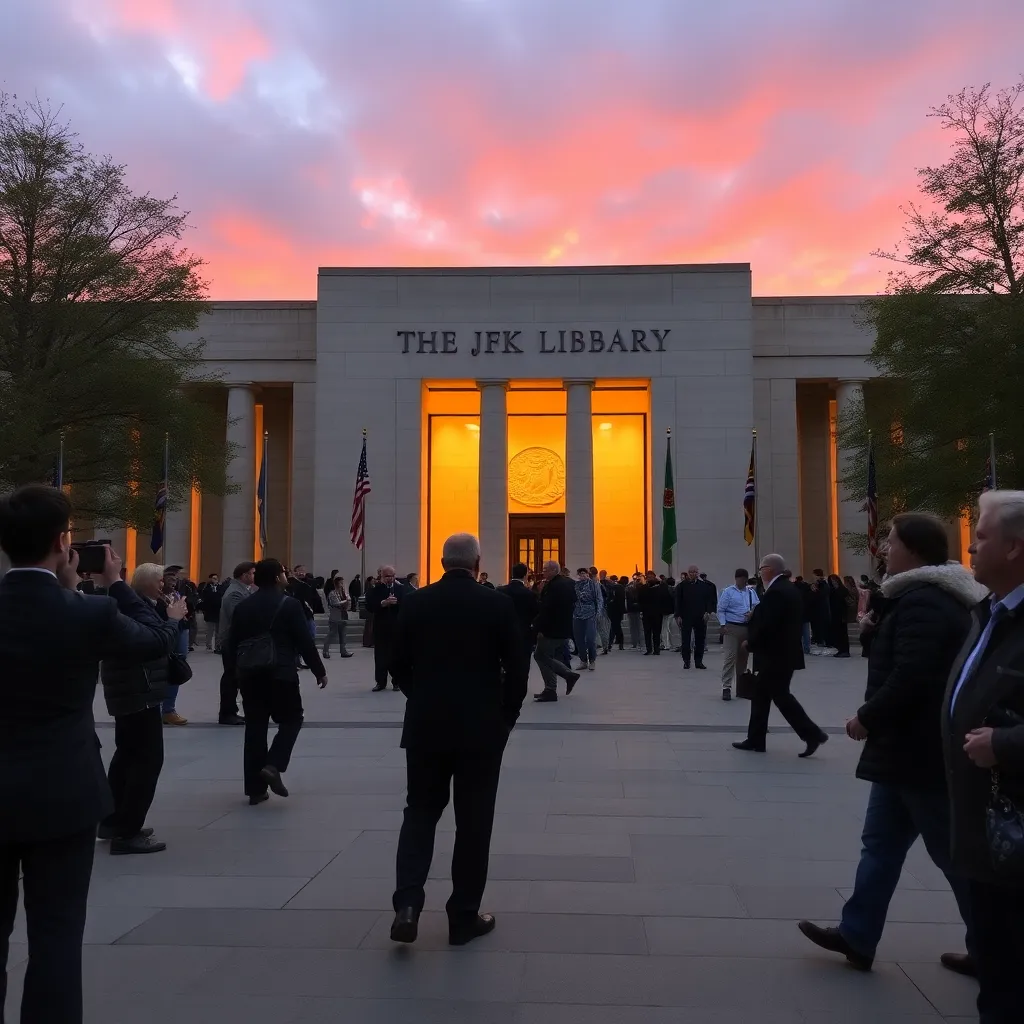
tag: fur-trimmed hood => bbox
[880,562,987,608]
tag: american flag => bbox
[866,440,878,563]
[350,434,372,550]
[742,437,756,546]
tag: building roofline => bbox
[317,263,751,277]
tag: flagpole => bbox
[360,428,367,592]
[57,430,65,490]
[752,429,759,574]
[667,428,674,578]
[261,430,269,554]
[162,432,169,560]
[989,432,997,490]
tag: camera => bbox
[70,539,111,575]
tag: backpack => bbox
[235,600,284,678]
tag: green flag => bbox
[661,439,677,566]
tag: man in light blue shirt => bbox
[717,568,759,700]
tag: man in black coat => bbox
[531,559,580,702]
[606,575,627,650]
[198,573,223,651]
[225,558,327,804]
[389,534,529,946]
[674,565,717,668]
[0,485,184,1024]
[366,565,407,691]
[734,553,827,755]
[498,561,539,656]
[638,570,672,655]
[943,490,1024,1021]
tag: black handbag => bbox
[986,768,1024,878]
[235,601,284,677]
[736,670,757,700]
[167,653,192,686]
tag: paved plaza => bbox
[7,643,978,1022]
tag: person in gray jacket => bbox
[217,561,256,725]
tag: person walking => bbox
[675,565,716,669]
[0,485,183,1024]
[498,562,539,659]
[389,534,529,946]
[797,513,984,977]
[625,574,643,649]
[532,560,580,703]
[223,558,328,805]
[217,561,256,726]
[607,574,627,651]
[717,568,759,701]
[367,565,407,691]
[733,553,828,756]
[572,567,602,671]
[943,489,1024,1022]
[198,573,222,651]
[349,573,363,617]
[322,575,353,659]
[638,570,671,655]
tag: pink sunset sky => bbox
[2,0,1022,298]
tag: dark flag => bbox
[743,433,756,546]
[350,432,372,550]
[51,431,65,490]
[866,438,878,568]
[660,432,677,566]
[150,437,169,555]
[257,431,268,553]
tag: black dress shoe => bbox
[218,713,245,726]
[732,740,766,752]
[799,731,829,758]
[248,792,270,806]
[340,651,354,658]
[448,913,496,946]
[260,765,289,797]
[98,824,154,841]
[566,671,581,695]
[110,833,167,855]
[682,662,690,669]
[372,684,386,692]
[797,921,873,971]
[695,663,707,670]
[939,952,976,977]
[533,691,557,702]
[390,907,420,944]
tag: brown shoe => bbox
[162,712,188,726]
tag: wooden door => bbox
[508,514,565,578]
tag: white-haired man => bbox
[944,490,1024,1021]
[388,533,529,947]
[733,553,828,757]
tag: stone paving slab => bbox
[4,648,980,1022]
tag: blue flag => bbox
[151,442,168,555]
[257,440,268,553]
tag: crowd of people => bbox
[1,481,1023,1023]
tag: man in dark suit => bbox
[674,565,717,668]
[366,564,407,691]
[943,490,1024,1020]
[638,570,672,655]
[0,485,185,1023]
[224,558,327,804]
[733,553,828,756]
[531,559,580,702]
[499,562,539,656]
[389,533,529,947]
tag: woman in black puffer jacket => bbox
[798,513,986,976]
[99,563,180,855]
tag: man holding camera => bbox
[0,485,185,1023]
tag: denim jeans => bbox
[572,616,598,665]
[839,783,974,958]
[161,626,188,714]
[801,622,811,654]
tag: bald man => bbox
[367,565,407,692]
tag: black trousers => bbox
[969,879,1024,1023]
[746,669,821,747]
[219,653,240,718]
[101,705,164,839]
[240,678,304,796]
[679,617,707,665]
[374,634,395,686]
[394,745,505,920]
[0,827,96,1024]
[642,613,663,653]
[609,613,625,649]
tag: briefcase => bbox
[736,670,757,701]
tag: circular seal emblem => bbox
[508,447,566,507]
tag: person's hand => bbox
[316,675,328,690]
[58,547,81,590]
[97,545,123,588]
[165,595,188,621]
[964,727,997,768]
[846,716,868,741]
[743,610,753,622]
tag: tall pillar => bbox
[836,379,868,579]
[222,384,256,574]
[290,382,316,570]
[477,380,509,582]
[564,379,595,572]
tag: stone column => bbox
[222,384,256,573]
[836,379,868,579]
[564,379,595,572]
[477,380,509,582]
[290,382,316,570]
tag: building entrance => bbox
[509,514,565,577]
